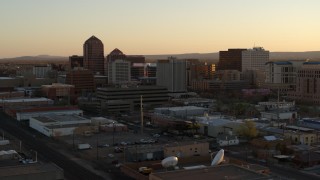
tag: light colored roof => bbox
[32,114,90,123]
[264,136,277,141]
[0,97,52,103]
[197,118,240,126]
[0,77,15,80]
[286,125,314,132]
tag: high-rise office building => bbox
[66,69,95,95]
[157,57,187,92]
[33,65,52,78]
[264,61,305,92]
[145,63,157,77]
[106,48,126,63]
[83,36,104,75]
[108,59,131,85]
[242,47,269,72]
[126,55,145,79]
[217,49,247,71]
[289,62,320,104]
[106,48,146,81]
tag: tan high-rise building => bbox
[289,62,320,104]
[83,36,104,75]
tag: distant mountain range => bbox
[1,51,320,63]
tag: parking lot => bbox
[59,129,200,165]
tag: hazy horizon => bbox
[1,0,320,58]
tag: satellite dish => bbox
[161,156,178,168]
[211,149,224,166]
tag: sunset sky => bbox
[1,0,320,58]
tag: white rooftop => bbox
[32,114,90,123]
[0,97,52,103]
[0,77,15,80]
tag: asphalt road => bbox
[0,112,106,180]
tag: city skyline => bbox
[1,0,320,58]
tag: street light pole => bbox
[113,122,115,146]
[72,130,75,150]
[140,95,144,135]
[96,135,99,160]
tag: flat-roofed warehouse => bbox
[4,106,83,121]
[29,114,92,137]
[149,164,270,180]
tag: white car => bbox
[98,144,109,148]
[120,141,127,146]
[108,154,114,158]
[153,134,160,138]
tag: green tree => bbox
[238,120,258,139]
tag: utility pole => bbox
[140,95,144,134]
[113,122,115,146]
[277,87,280,128]
[96,135,99,160]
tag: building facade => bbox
[217,49,246,71]
[187,61,215,87]
[157,57,187,92]
[108,59,131,85]
[289,62,320,104]
[96,86,169,110]
[264,61,304,92]
[83,36,105,75]
[69,55,84,69]
[42,83,75,103]
[241,47,269,72]
[65,69,95,96]
[33,65,52,78]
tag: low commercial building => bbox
[0,91,25,99]
[171,98,216,108]
[154,106,208,119]
[4,106,83,121]
[256,101,297,121]
[216,134,239,147]
[29,114,92,137]
[284,126,319,145]
[260,111,297,121]
[125,145,164,162]
[41,83,75,103]
[0,97,53,109]
[163,141,209,158]
[78,97,133,114]
[298,118,320,130]
[196,116,242,137]
[149,164,270,180]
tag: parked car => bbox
[98,144,109,148]
[120,141,127,146]
[78,144,92,150]
[108,154,114,158]
[114,147,123,153]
